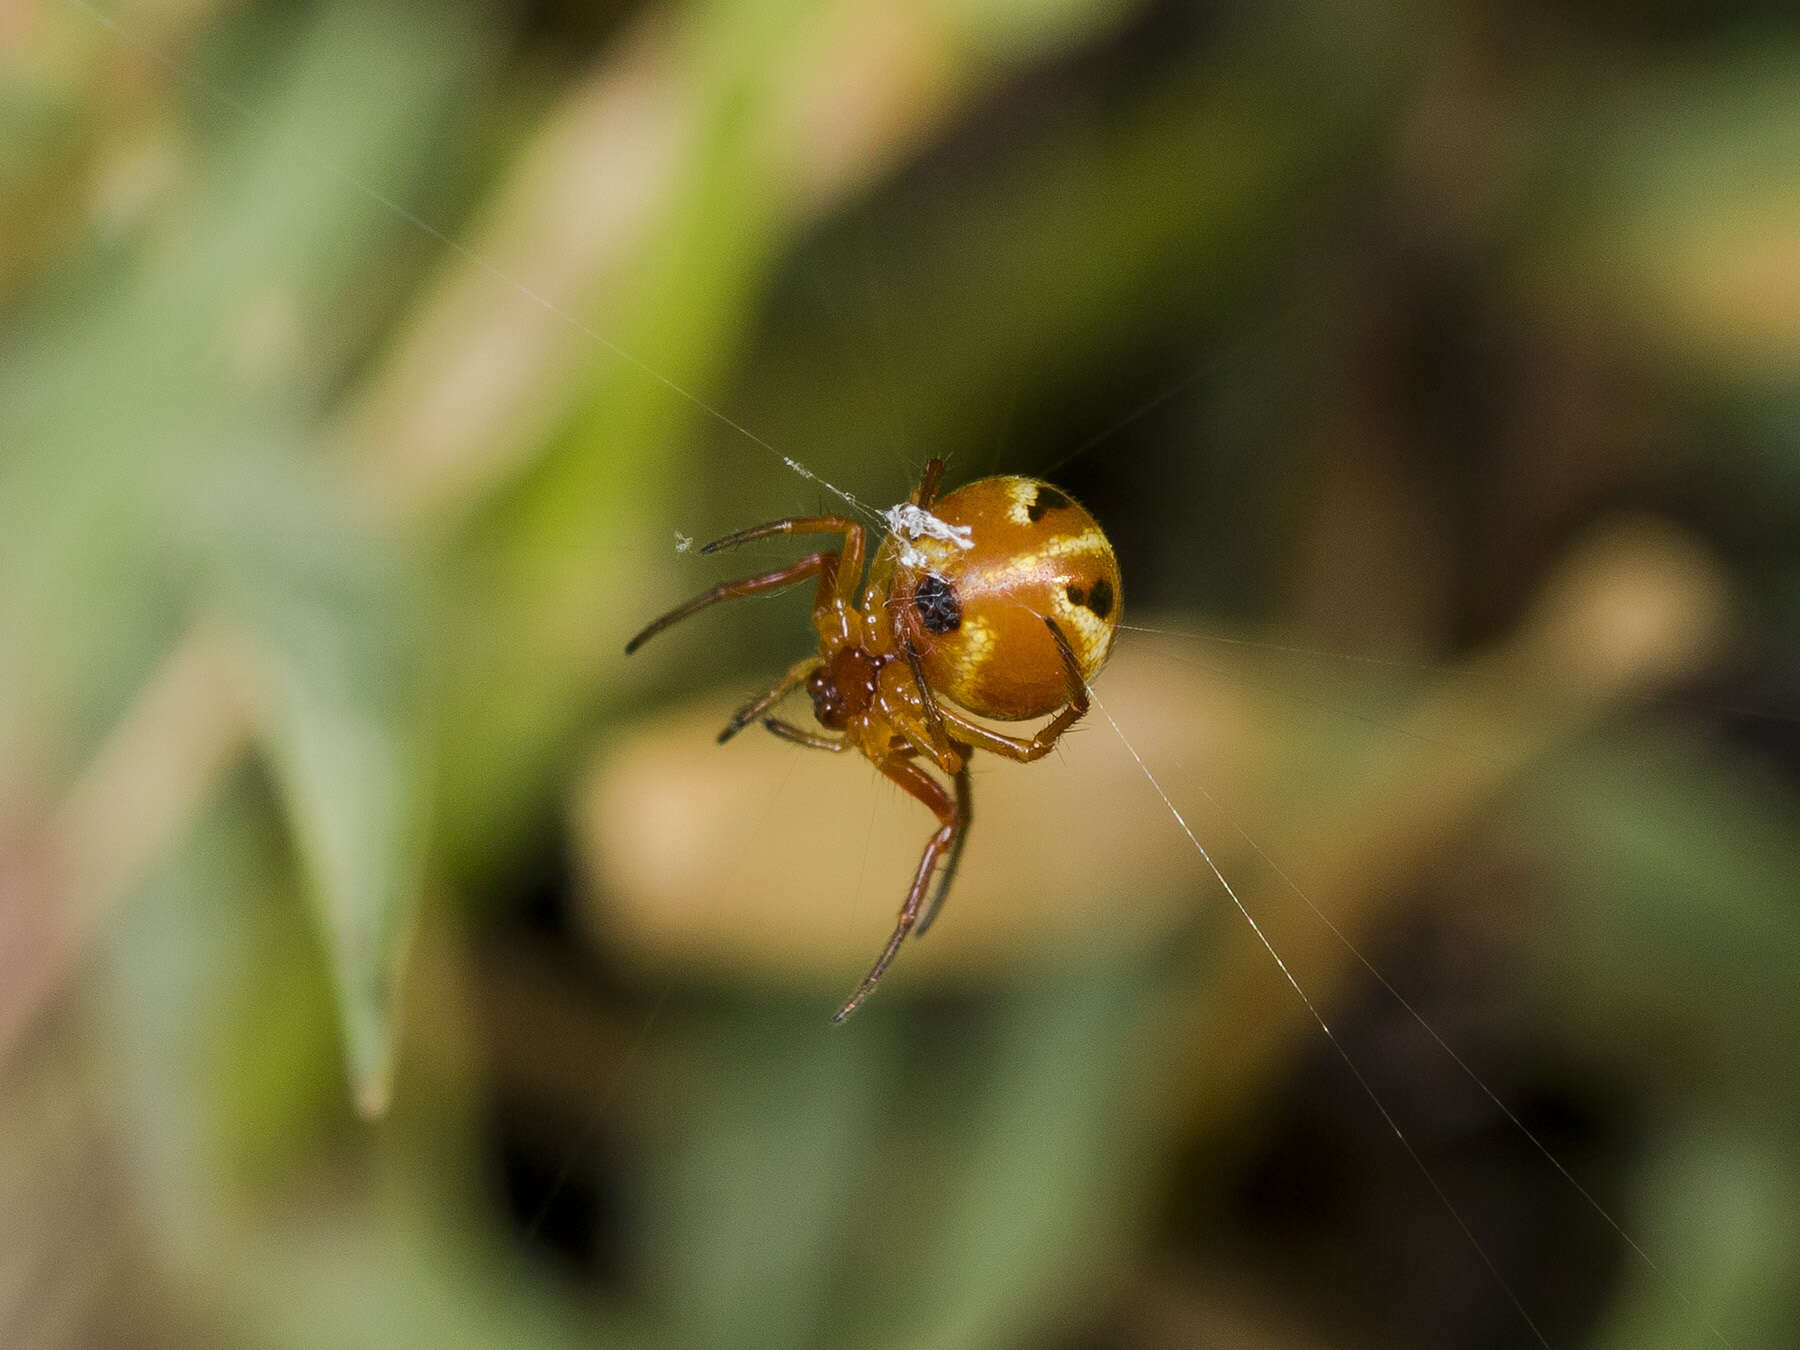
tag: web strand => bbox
[1144,641,1509,769]
[57,0,881,529]
[1090,686,1555,1350]
[1117,622,1800,728]
[1166,758,1737,1350]
[1036,363,1210,481]
[523,988,671,1243]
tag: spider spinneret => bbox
[624,458,1122,1020]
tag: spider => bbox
[625,458,1122,1020]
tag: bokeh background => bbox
[4,0,1799,1347]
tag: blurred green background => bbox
[4,0,1799,1347]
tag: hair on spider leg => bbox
[624,457,1122,1017]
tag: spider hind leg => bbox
[913,760,971,938]
[832,753,968,1022]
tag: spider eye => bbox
[914,573,962,634]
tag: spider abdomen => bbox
[891,475,1121,721]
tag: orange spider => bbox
[625,458,1122,1019]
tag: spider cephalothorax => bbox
[625,459,1121,1019]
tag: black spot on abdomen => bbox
[915,573,962,634]
[1068,577,1113,618]
[1026,486,1071,522]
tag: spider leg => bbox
[718,658,819,743]
[624,554,833,654]
[912,758,971,939]
[901,635,953,756]
[911,458,946,509]
[761,718,851,752]
[701,515,868,615]
[625,516,867,657]
[880,700,973,917]
[932,617,1090,763]
[878,658,963,774]
[832,754,963,1022]
[700,515,860,557]
[887,706,965,775]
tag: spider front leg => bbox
[622,514,865,655]
[832,753,968,1022]
[623,553,833,655]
